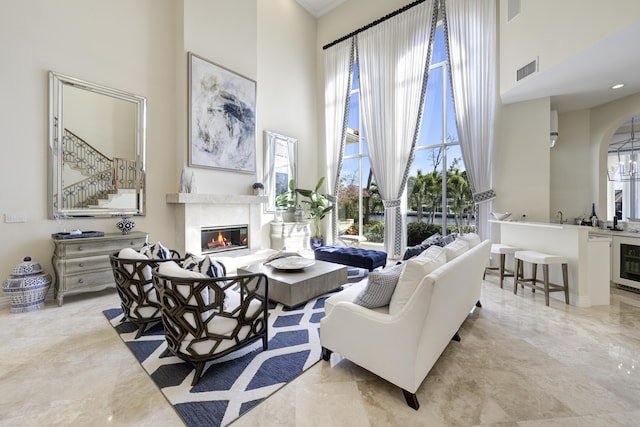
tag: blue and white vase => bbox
[116,216,136,234]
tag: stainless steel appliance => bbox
[613,235,640,291]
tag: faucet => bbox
[556,211,564,223]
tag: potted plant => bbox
[296,177,334,249]
[275,179,298,222]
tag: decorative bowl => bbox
[491,212,511,220]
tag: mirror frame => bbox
[263,130,297,212]
[48,71,147,218]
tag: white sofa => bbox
[320,236,491,409]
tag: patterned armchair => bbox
[152,264,269,386]
[109,248,182,338]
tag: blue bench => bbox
[314,246,387,271]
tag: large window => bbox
[337,24,475,244]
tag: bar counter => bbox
[490,220,611,307]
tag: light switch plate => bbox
[4,213,27,223]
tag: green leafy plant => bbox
[275,179,297,209]
[296,177,334,238]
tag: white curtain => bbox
[324,38,354,244]
[444,0,497,241]
[357,0,437,258]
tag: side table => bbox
[51,231,148,306]
[270,221,311,252]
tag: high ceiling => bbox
[295,0,345,17]
[296,0,640,114]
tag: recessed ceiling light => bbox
[612,83,625,89]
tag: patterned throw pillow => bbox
[139,241,172,259]
[353,263,404,309]
[402,233,442,260]
[183,254,227,278]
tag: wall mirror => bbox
[48,71,147,218]
[263,130,297,212]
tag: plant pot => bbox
[282,208,296,223]
[310,237,324,250]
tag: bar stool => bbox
[513,250,569,306]
[484,244,522,288]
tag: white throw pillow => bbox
[443,239,470,261]
[118,247,151,280]
[353,263,404,309]
[457,233,481,248]
[156,261,209,307]
[389,252,446,315]
[418,244,447,262]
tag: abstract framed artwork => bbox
[188,52,256,173]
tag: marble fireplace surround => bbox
[166,193,267,256]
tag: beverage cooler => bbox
[613,235,640,291]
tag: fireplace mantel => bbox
[166,193,267,205]
[166,193,266,256]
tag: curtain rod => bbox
[322,0,427,50]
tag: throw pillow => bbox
[402,243,431,260]
[156,261,210,308]
[457,233,481,248]
[118,247,151,280]
[389,251,446,315]
[183,254,227,278]
[443,239,470,261]
[139,241,172,259]
[437,235,455,246]
[353,263,404,309]
[417,244,447,264]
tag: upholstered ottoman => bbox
[314,246,387,271]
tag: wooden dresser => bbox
[51,231,148,306]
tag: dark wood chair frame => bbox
[109,250,183,338]
[152,269,269,386]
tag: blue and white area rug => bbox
[103,295,333,427]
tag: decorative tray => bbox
[268,256,315,270]
[51,231,105,240]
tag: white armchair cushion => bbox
[157,261,209,308]
[443,239,470,261]
[389,251,446,315]
[353,263,404,309]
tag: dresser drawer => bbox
[62,255,111,274]
[63,269,115,291]
[60,236,147,257]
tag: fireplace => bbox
[201,225,249,254]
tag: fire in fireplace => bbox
[201,225,249,254]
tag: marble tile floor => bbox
[1,275,640,427]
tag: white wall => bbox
[494,97,551,221]
[550,109,593,220]
[499,0,640,96]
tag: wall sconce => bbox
[550,110,558,148]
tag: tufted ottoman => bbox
[314,246,387,271]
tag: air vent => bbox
[516,58,538,81]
